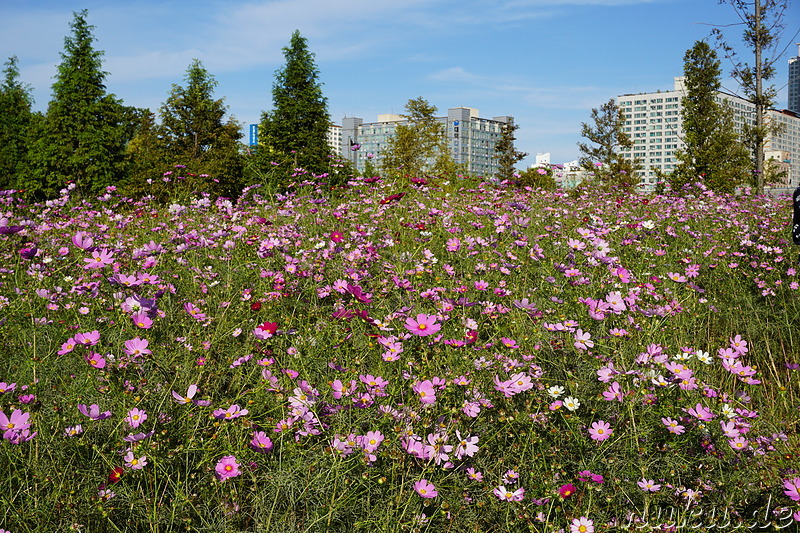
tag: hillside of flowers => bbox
[0,174,799,532]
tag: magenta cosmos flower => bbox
[249,431,274,453]
[413,479,438,498]
[783,477,800,502]
[215,455,241,480]
[78,403,112,421]
[588,420,613,441]
[404,313,441,337]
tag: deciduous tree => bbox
[713,0,789,192]
[380,97,459,179]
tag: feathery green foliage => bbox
[577,98,640,191]
[494,122,528,182]
[0,56,35,191]
[669,41,751,193]
[257,31,331,182]
[22,10,139,200]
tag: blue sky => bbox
[1,0,798,168]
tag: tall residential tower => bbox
[789,44,800,114]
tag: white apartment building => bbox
[327,124,343,155]
[341,107,513,177]
[617,77,800,190]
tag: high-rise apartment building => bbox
[789,44,800,114]
[617,77,800,189]
[341,107,513,177]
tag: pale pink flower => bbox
[588,420,613,441]
[124,450,147,470]
[414,479,438,498]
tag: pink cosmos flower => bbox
[466,467,483,481]
[124,408,147,429]
[131,312,153,329]
[0,409,31,439]
[124,451,147,470]
[414,479,438,498]
[213,404,248,420]
[570,516,595,533]
[85,352,106,369]
[573,329,594,351]
[172,384,199,404]
[404,313,441,337]
[123,337,151,357]
[662,417,685,435]
[74,330,100,346]
[0,382,16,394]
[588,420,613,441]
[720,420,740,438]
[559,483,577,498]
[358,430,384,453]
[454,430,479,459]
[215,455,241,480]
[412,379,437,404]
[58,338,77,355]
[249,431,274,453]
[71,232,94,250]
[783,477,800,502]
[494,485,525,501]
[253,321,278,340]
[602,381,623,402]
[637,479,661,492]
[83,249,114,269]
[728,437,749,451]
[78,403,112,421]
[686,403,715,421]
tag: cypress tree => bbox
[577,98,641,191]
[257,31,331,179]
[670,41,750,193]
[155,59,244,197]
[0,56,34,191]
[494,122,527,182]
[24,10,138,199]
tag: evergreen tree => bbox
[0,56,34,191]
[577,98,640,191]
[494,122,527,182]
[669,41,751,193]
[257,31,331,180]
[148,59,244,197]
[380,97,459,179]
[23,10,138,199]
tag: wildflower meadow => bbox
[0,174,798,532]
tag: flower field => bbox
[0,175,798,532]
